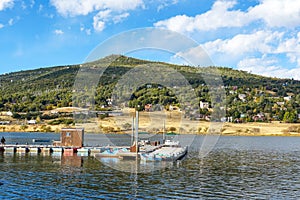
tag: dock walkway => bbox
[0,144,129,156]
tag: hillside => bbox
[0,55,300,125]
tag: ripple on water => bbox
[1,136,300,199]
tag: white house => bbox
[238,94,246,101]
[200,101,209,109]
[284,96,292,101]
[106,98,113,106]
[27,120,37,125]
[6,111,13,116]
[276,102,285,106]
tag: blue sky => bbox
[0,0,299,79]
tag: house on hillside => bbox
[50,110,59,114]
[146,84,152,89]
[252,113,265,121]
[0,121,10,125]
[238,94,246,101]
[27,120,37,125]
[106,98,113,106]
[144,104,152,112]
[1,111,13,116]
[284,96,292,101]
[227,116,233,122]
[167,105,179,111]
[276,102,285,106]
[200,101,209,109]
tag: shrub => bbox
[102,126,115,133]
[168,127,176,132]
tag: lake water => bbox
[0,132,300,199]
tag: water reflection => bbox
[62,155,83,167]
[97,157,175,174]
[1,136,300,199]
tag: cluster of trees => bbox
[0,66,77,112]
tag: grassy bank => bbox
[1,110,300,136]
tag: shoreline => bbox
[0,110,299,137]
[0,121,299,137]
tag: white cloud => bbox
[155,15,193,33]
[238,56,300,80]
[0,0,14,11]
[50,0,91,16]
[248,0,300,28]
[276,32,300,66]
[30,0,35,8]
[93,10,111,32]
[38,4,43,12]
[203,30,283,57]
[5,17,20,27]
[200,29,300,79]
[96,9,111,20]
[113,12,129,24]
[51,0,140,32]
[238,56,278,73]
[80,26,91,35]
[54,29,64,35]
[93,20,105,32]
[0,24,4,29]
[154,0,251,32]
[173,46,213,66]
[157,0,178,12]
[152,0,300,80]
[85,29,91,35]
[154,0,300,33]
[151,0,300,79]
[8,18,13,26]
[50,0,144,17]
[92,10,131,32]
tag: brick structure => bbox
[60,128,84,147]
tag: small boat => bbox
[140,140,188,162]
[97,147,130,158]
[32,139,51,143]
[139,119,188,162]
[95,111,188,162]
[138,113,188,162]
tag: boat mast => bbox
[163,120,166,143]
[131,116,134,146]
[135,111,139,156]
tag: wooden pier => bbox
[0,144,130,157]
[0,145,62,155]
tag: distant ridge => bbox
[0,55,299,124]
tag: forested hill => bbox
[0,55,299,122]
